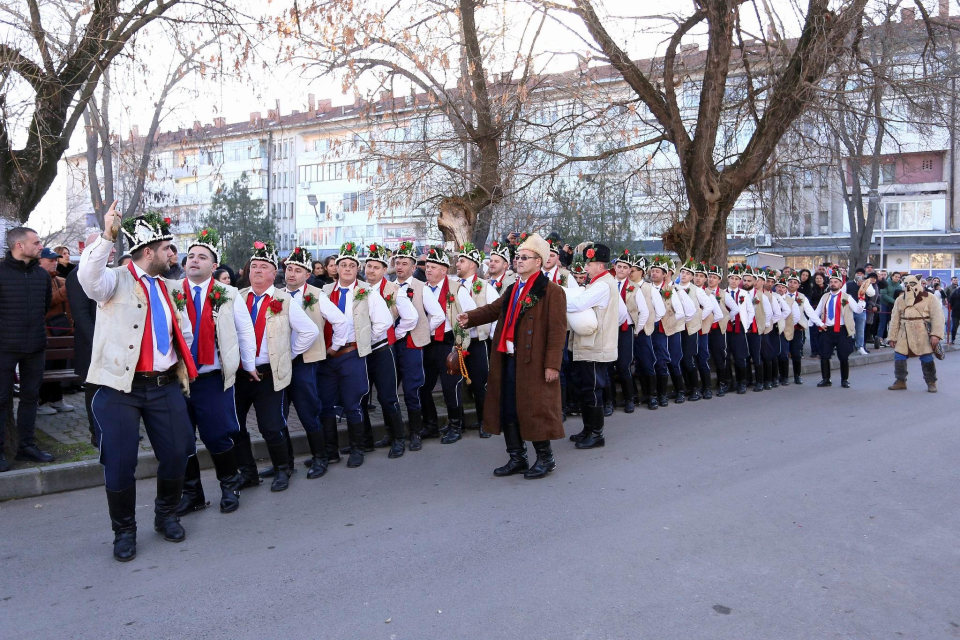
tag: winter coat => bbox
[881,281,903,307]
[0,251,52,353]
[66,269,97,379]
[463,273,566,442]
[888,290,944,357]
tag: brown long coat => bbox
[464,273,566,441]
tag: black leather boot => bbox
[764,361,774,389]
[637,375,650,405]
[441,408,463,444]
[793,358,803,384]
[232,429,262,490]
[321,416,342,463]
[305,430,329,479]
[210,448,241,513]
[106,485,137,562]
[840,360,851,388]
[387,412,406,458]
[646,375,659,410]
[671,372,686,404]
[175,455,208,517]
[736,366,748,394]
[260,427,297,478]
[817,358,832,387]
[569,403,590,442]
[474,397,491,438]
[346,421,366,467]
[524,441,556,479]
[407,409,423,451]
[575,407,605,449]
[154,476,186,542]
[686,370,701,401]
[657,375,669,407]
[420,409,441,439]
[779,359,790,386]
[754,362,765,392]
[495,422,528,476]
[266,440,291,491]
[373,419,393,448]
[602,380,614,416]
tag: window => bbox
[803,213,812,236]
[802,170,814,187]
[880,163,896,184]
[931,253,952,269]
[884,201,932,230]
[911,254,930,270]
[343,192,371,212]
[819,211,829,234]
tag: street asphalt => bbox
[1,356,958,639]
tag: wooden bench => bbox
[42,335,82,383]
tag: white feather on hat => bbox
[517,232,550,265]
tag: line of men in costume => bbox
[78,205,880,563]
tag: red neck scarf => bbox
[127,263,197,376]
[378,279,397,345]
[822,291,843,331]
[589,272,607,286]
[184,278,216,366]
[497,275,538,354]
[246,290,272,355]
[431,277,450,341]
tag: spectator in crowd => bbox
[54,245,75,278]
[846,267,871,354]
[162,244,184,279]
[949,282,960,344]
[117,254,132,267]
[879,271,903,345]
[864,272,881,348]
[235,259,251,289]
[67,232,110,445]
[322,255,338,283]
[414,257,427,282]
[0,227,55,471]
[37,248,74,415]
[309,259,332,286]
[808,272,827,358]
[798,269,812,297]
[782,266,793,278]
[214,268,233,285]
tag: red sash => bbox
[379,278,397,345]
[246,291,271,355]
[432,278,450,341]
[126,263,197,376]
[324,287,340,349]
[618,280,628,331]
[822,292,843,332]
[184,278,216,366]
[497,275,538,354]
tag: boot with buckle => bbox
[346,421,366,467]
[153,476,186,542]
[265,440,291,490]
[792,358,803,385]
[441,408,464,444]
[175,455,208,516]
[387,411,406,458]
[495,422,528,476]
[407,409,424,451]
[106,485,137,562]
[670,372,686,404]
[210,448,241,513]
[817,358,832,387]
[524,441,556,479]
[657,375,669,407]
[575,406,605,449]
[232,429,262,490]
[305,430,329,479]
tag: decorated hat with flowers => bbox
[393,240,417,261]
[775,277,789,288]
[728,262,746,276]
[679,258,698,274]
[489,240,514,263]
[615,248,632,266]
[787,271,801,283]
[649,254,672,272]
[582,242,611,264]
[456,242,485,267]
[631,254,648,271]
[708,264,724,278]
[695,261,709,275]
[336,241,360,265]
[187,227,222,263]
[286,245,313,271]
[365,243,391,267]
[250,240,279,268]
[424,245,450,267]
[570,254,587,275]
[545,233,564,255]
[121,212,174,253]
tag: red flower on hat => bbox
[370,244,377,251]
[624,249,630,255]
[586,248,596,259]
[345,243,354,251]
[254,241,265,249]
[201,229,208,237]
[163,217,172,225]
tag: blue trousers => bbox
[185,373,241,454]
[761,330,778,362]
[809,325,821,357]
[317,350,369,424]
[393,340,425,412]
[235,373,287,446]
[633,331,656,376]
[284,357,322,434]
[894,352,934,363]
[680,330,698,373]
[92,382,194,492]
[610,328,636,400]
[364,345,400,415]
[708,328,727,375]
[569,360,610,408]
[652,329,682,376]
[853,311,866,349]
[697,332,712,382]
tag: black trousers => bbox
[680,331,699,373]
[85,383,100,444]
[761,329,778,362]
[610,328,636,400]
[420,335,463,422]
[569,360,610,408]
[708,328,728,374]
[0,349,44,450]
[464,339,489,406]
[819,328,854,362]
[235,373,287,446]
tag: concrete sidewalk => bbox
[0,346,922,500]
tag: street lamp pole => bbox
[307,194,320,257]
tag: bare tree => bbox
[0,0,243,224]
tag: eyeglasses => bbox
[515,254,539,262]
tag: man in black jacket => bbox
[0,227,55,471]
[67,232,112,446]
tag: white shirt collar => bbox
[251,285,275,299]
[187,277,211,292]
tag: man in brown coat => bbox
[459,233,567,479]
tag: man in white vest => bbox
[455,242,497,438]
[565,242,617,450]
[319,241,391,467]
[759,269,786,389]
[487,241,516,294]
[608,249,639,413]
[691,262,724,399]
[783,273,823,384]
[233,241,319,491]
[420,246,476,444]
[280,245,347,479]
[626,255,662,410]
[702,263,735,396]
[172,228,258,517]
[648,255,689,406]
[814,271,865,388]
[363,243,417,458]
[79,203,198,562]
[391,241,445,452]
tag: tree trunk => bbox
[662,191,733,267]
[437,197,476,247]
